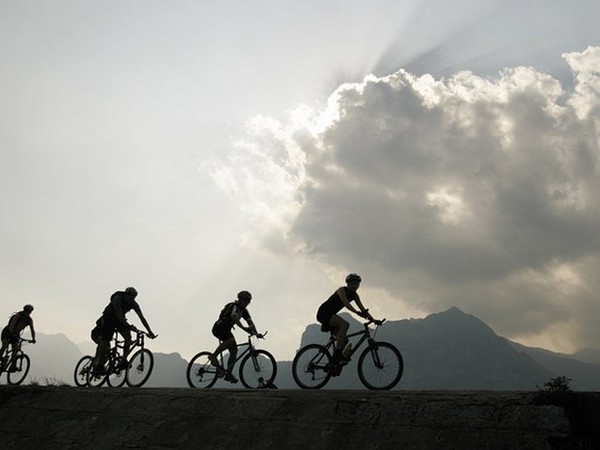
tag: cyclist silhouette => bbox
[1,304,36,372]
[209,291,260,383]
[90,287,156,376]
[317,274,376,363]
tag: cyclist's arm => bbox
[132,304,155,337]
[353,294,375,321]
[244,318,258,335]
[29,320,36,343]
[232,311,257,335]
[337,288,364,317]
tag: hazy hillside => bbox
[22,332,84,384]
[511,343,600,391]
[386,307,552,390]
[7,308,598,391]
[573,348,600,364]
[143,352,189,388]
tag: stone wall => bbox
[0,386,598,449]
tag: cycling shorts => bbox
[100,315,131,341]
[1,327,19,345]
[317,303,337,326]
[212,321,234,342]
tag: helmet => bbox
[23,304,34,313]
[237,290,252,302]
[345,273,362,283]
[125,287,138,296]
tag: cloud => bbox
[215,47,600,352]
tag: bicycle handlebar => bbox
[249,331,267,339]
[365,318,386,326]
[129,326,157,339]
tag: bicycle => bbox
[73,332,120,387]
[86,328,156,388]
[292,319,403,390]
[0,338,34,385]
[73,354,94,387]
[186,333,277,389]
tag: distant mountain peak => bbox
[427,306,479,322]
[440,306,466,315]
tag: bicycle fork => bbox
[249,349,260,372]
[135,351,146,372]
[367,339,384,369]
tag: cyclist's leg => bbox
[92,338,110,371]
[328,314,349,354]
[210,323,232,369]
[0,331,9,359]
[0,335,9,370]
[92,318,114,371]
[211,322,238,382]
[117,326,133,362]
[224,338,237,373]
[7,335,20,369]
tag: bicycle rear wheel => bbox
[87,361,108,387]
[186,351,219,388]
[357,341,403,390]
[73,355,93,387]
[7,354,30,385]
[292,344,332,389]
[126,349,154,387]
[239,349,277,388]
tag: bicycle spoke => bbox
[358,342,403,390]
[73,356,93,387]
[107,364,127,387]
[239,350,277,388]
[187,352,219,388]
[126,349,154,387]
[292,344,332,389]
[7,354,31,385]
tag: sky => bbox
[1,0,599,362]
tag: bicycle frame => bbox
[131,329,148,352]
[322,320,381,359]
[93,329,147,376]
[108,329,148,366]
[216,334,259,368]
[293,318,402,390]
[0,338,32,372]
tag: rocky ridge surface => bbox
[0,386,599,449]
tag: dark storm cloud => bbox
[221,47,600,350]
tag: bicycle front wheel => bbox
[73,355,93,387]
[292,344,332,389]
[357,341,403,390]
[107,355,127,388]
[239,349,277,388]
[186,351,219,389]
[7,354,30,385]
[126,349,154,387]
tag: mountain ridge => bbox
[11,307,599,390]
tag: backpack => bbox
[90,317,103,343]
[8,312,31,331]
[218,302,236,323]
